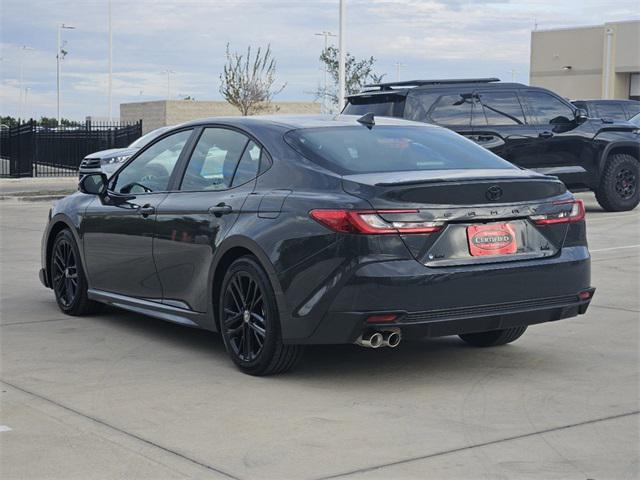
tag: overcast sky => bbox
[1,0,637,121]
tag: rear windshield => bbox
[344,94,405,117]
[284,126,517,175]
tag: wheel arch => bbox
[208,236,287,332]
[598,141,640,174]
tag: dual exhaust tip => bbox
[355,329,401,349]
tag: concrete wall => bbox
[530,20,640,100]
[121,100,321,134]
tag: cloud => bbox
[1,0,637,119]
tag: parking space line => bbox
[590,304,639,314]
[0,425,12,432]
[590,244,640,253]
[0,379,241,480]
[316,410,639,480]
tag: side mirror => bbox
[79,172,107,196]
[575,108,588,124]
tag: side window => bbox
[179,128,249,191]
[113,129,192,194]
[404,92,440,122]
[473,91,525,126]
[594,103,626,120]
[231,141,261,187]
[625,103,640,118]
[428,94,473,126]
[523,91,575,125]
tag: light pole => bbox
[108,0,113,121]
[161,70,175,99]
[19,45,34,121]
[394,62,406,82]
[57,23,75,126]
[315,31,335,113]
[338,0,346,112]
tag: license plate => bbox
[467,223,517,256]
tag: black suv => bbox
[572,99,640,122]
[345,78,640,211]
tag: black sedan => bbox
[40,115,594,375]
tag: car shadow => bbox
[90,306,565,384]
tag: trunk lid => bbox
[342,169,571,266]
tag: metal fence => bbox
[0,120,142,178]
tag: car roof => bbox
[572,99,640,104]
[178,114,438,130]
[348,79,530,98]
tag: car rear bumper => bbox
[282,246,592,344]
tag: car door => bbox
[153,126,265,313]
[519,89,595,188]
[82,128,194,300]
[470,89,541,166]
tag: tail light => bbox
[309,209,444,234]
[530,199,585,225]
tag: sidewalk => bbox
[0,177,77,198]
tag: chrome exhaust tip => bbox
[355,331,384,348]
[382,329,401,348]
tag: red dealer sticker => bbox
[467,223,517,256]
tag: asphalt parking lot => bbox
[0,192,638,480]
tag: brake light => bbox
[530,199,585,225]
[309,209,444,234]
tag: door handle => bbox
[208,203,233,217]
[138,204,155,217]
[539,131,554,139]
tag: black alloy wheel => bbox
[615,167,636,200]
[223,271,267,362]
[51,229,102,316]
[52,236,79,308]
[219,256,303,375]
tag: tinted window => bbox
[625,103,640,118]
[113,129,191,194]
[429,94,472,126]
[404,92,440,122]
[473,91,525,126]
[284,126,516,175]
[180,128,248,191]
[344,94,405,117]
[594,103,627,120]
[231,141,261,187]
[523,91,575,125]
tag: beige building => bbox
[120,100,321,134]
[530,20,639,100]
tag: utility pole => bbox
[509,69,517,82]
[19,45,34,120]
[108,0,113,121]
[394,62,406,81]
[57,23,75,126]
[315,31,336,114]
[338,0,346,112]
[161,70,175,99]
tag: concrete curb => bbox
[0,191,74,202]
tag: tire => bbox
[219,256,303,376]
[459,326,527,347]
[50,229,103,316]
[595,153,639,212]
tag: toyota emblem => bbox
[486,186,503,201]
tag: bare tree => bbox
[219,43,286,116]
[316,46,385,112]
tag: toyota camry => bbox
[40,115,594,375]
